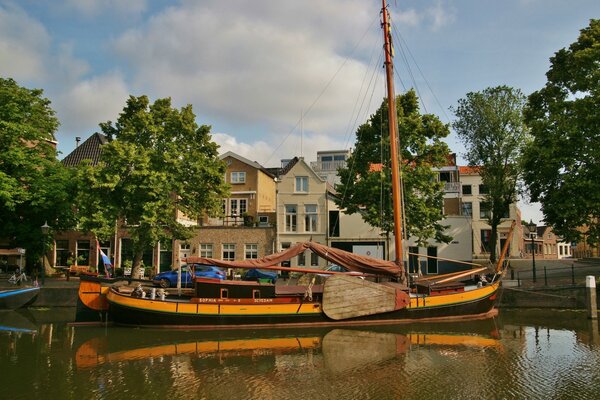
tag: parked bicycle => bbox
[8,268,27,285]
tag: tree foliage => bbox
[452,86,527,262]
[76,95,229,277]
[335,90,451,247]
[523,19,600,243]
[0,77,77,266]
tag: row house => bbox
[178,152,278,273]
[275,157,328,268]
[56,137,279,275]
[523,225,572,260]
[457,166,523,261]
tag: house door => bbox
[427,247,438,274]
[408,246,419,274]
[179,243,191,265]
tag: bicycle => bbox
[8,269,27,285]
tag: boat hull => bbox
[106,281,500,329]
[0,287,40,310]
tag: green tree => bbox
[452,86,527,262]
[0,77,77,268]
[335,90,451,248]
[523,19,600,243]
[76,95,229,278]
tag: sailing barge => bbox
[102,241,503,329]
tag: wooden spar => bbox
[495,220,517,273]
[424,267,488,286]
[415,267,488,282]
[407,252,485,269]
[381,0,404,270]
[182,260,371,277]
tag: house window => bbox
[462,185,472,195]
[479,202,491,219]
[231,171,246,184]
[305,204,318,232]
[298,251,306,266]
[258,216,269,226]
[439,171,452,182]
[329,210,340,237]
[76,240,90,265]
[310,252,319,266]
[180,243,191,251]
[222,244,235,261]
[462,202,472,216]
[229,198,248,216]
[55,240,69,267]
[480,230,492,253]
[245,244,258,259]
[285,205,297,232]
[295,176,308,193]
[479,184,488,195]
[200,244,213,258]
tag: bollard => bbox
[586,276,597,320]
[151,288,156,300]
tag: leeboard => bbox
[322,275,409,320]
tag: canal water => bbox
[1,308,600,400]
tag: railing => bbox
[507,263,599,287]
[310,160,347,172]
[444,182,461,193]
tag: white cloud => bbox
[426,1,456,31]
[112,1,381,142]
[213,131,348,167]
[54,72,130,135]
[0,4,51,81]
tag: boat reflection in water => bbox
[0,310,38,335]
[73,319,502,373]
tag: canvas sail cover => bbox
[184,242,402,277]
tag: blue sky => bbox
[1,0,598,223]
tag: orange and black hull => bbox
[105,281,500,329]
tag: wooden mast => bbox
[381,0,404,273]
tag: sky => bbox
[1,0,598,224]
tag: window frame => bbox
[230,171,246,184]
[222,244,236,261]
[295,176,309,193]
[200,243,213,258]
[285,204,298,232]
[244,244,258,260]
[304,204,318,232]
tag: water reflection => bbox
[1,309,600,400]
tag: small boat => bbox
[81,0,514,329]
[0,287,40,311]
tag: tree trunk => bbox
[131,250,144,279]
[489,224,498,264]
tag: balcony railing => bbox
[444,182,461,193]
[310,160,347,172]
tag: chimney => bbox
[76,137,81,147]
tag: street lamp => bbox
[526,219,537,283]
[40,221,50,285]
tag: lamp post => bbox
[40,221,50,286]
[527,219,537,283]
